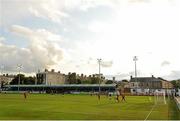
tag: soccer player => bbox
[23,92,27,99]
[98,93,100,100]
[116,94,120,103]
[116,90,120,103]
[121,93,126,102]
[106,91,108,98]
[109,93,112,100]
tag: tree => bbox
[1,81,5,88]
[24,76,35,84]
[10,74,25,85]
[10,74,35,85]
[105,80,114,84]
[91,77,99,84]
[122,79,128,82]
[171,80,180,89]
[67,73,77,84]
[81,80,91,84]
[76,79,81,84]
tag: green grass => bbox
[0,93,179,120]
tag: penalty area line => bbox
[144,104,156,121]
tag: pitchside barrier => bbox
[174,97,180,110]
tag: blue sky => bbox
[0,0,180,80]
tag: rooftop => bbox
[130,76,161,82]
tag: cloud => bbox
[11,25,62,42]
[0,0,68,26]
[101,61,113,68]
[105,73,130,80]
[28,0,69,24]
[0,42,32,72]
[1,0,180,77]
[0,37,6,42]
[163,70,180,80]
[1,0,176,27]
[86,58,113,68]
[0,0,113,26]
[28,0,121,23]
[161,61,170,67]
[0,25,64,73]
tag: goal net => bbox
[154,90,166,105]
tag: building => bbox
[4,84,116,93]
[116,81,131,94]
[0,75,14,85]
[177,89,180,96]
[0,75,14,90]
[36,69,66,85]
[129,75,173,95]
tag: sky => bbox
[0,0,180,80]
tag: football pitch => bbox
[0,93,179,120]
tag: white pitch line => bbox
[144,104,156,121]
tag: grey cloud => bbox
[86,58,113,68]
[105,73,130,80]
[161,61,170,67]
[1,0,175,27]
[163,70,180,80]
[75,65,80,68]
[129,0,150,3]
[101,61,113,68]
[28,0,69,24]
[0,43,32,72]
[1,0,152,27]
[0,25,63,73]
[128,70,142,77]
[0,37,6,42]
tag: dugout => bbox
[3,84,116,93]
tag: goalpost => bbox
[154,89,166,105]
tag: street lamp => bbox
[17,64,22,92]
[133,56,138,94]
[97,58,102,94]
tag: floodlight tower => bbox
[17,64,22,92]
[133,56,138,94]
[1,65,4,75]
[97,58,102,94]
[0,65,4,89]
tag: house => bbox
[36,69,66,85]
[129,75,173,95]
[0,75,14,84]
[177,89,180,96]
[0,75,14,89]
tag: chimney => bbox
[45,69,48,72]
[51,69,55,72]
[152,75,154,78]
[130,75,133,79]
[113,77,115,81]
